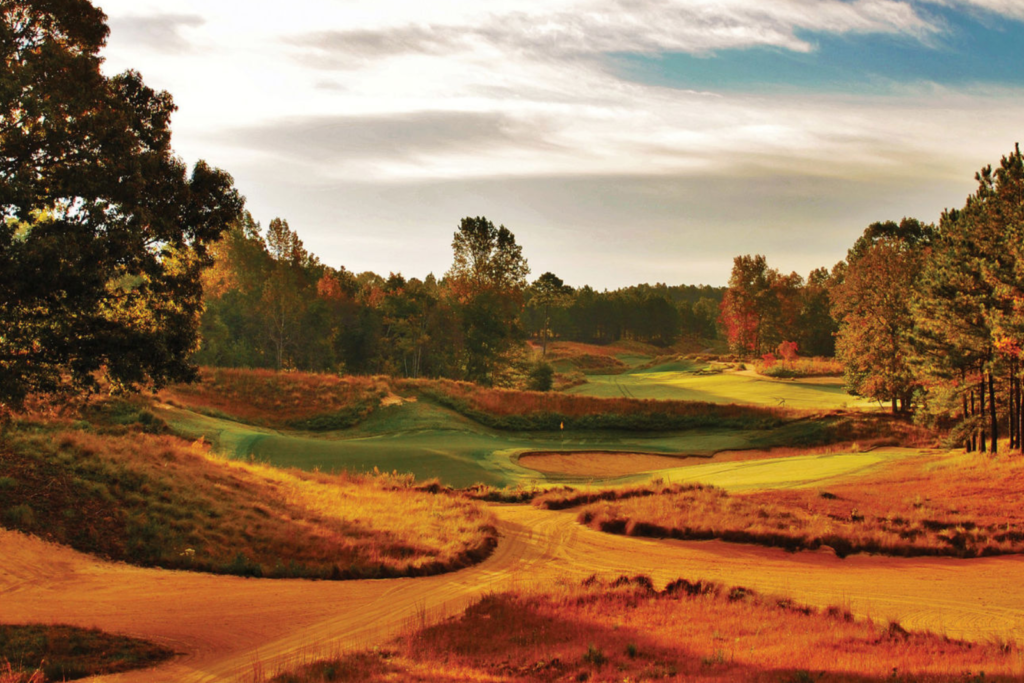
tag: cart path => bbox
[4,504,1024,682]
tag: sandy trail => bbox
[5,505,1024,682]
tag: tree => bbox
[445,217,530,384]
[528,272,573,356]
[832,220,931,413]
[0,0,243,409]
[718,255,797,356]
[797,267,838,357]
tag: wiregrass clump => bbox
[0,417,497,579]
[400,377,795,431]
[260,575,1016,682]
[560,450,1024,558]
[160,367,387,430]
[0,624,173,682]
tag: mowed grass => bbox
[0,408,496,578]
[158,397,858,488]
[265,576,1015,682]
[0,624,173,683]
[553,447,1024,558]
[569,362,875,410]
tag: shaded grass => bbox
[160,367,386,431]
[560,448,1024,558]
[0,407,497,579]
[264,575,1017,682]
[0,624,173,682]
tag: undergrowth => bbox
[0,624,173,682]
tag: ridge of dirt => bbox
[5,504,1024,682]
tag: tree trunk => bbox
[891,397,898,415]
[1018,372,1024,453]
[962,387,971,452]
[970,389,978,452]
[979,377,987,453]
[990,370,998,454]
[1009,370,1015,449]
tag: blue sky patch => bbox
[610,6,1024,93]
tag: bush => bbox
[527,362,555,391]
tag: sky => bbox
[95,0,1024,288]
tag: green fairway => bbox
[568,363,875,410]
[156,396,883,489]
[651,448,916,491]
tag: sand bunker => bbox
[518,451,706,477]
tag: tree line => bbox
[720,145,1024,453]
[197,214,725,386]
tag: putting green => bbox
[650,448,917,491]
[569,365,874,410]
[156,399,848,489]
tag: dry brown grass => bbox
[160,367,387,429]
[266,575,1018,682]
[565,448,1024,558]
[0,421,496,579]
[400,377,796,421]
[755,357,845,378]
[0,624,173,682]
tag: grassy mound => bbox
[0,624,173,682]
[0,406,496,579]
[543,448,1024,558]
[160,367,386,430]
[401,378,793,432]
[263,575,1010,682]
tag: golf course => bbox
[154,361,886,489]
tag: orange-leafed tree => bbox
[719,255,800,357]
[833,219,932,414]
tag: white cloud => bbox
[92,0,1024,286]
[922,0,1024,20]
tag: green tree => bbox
[528,272,573,356]
[446,217,530,384]
[0,0,243,409]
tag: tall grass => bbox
[0,414,496,578]
[262,575,1017,682]
[565,449,1024,558]
[0,625,173,682]
[401,378,795,431]
[755,357,844,378]
[160,367,387,430]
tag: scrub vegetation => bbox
[546,447,1024,558]
[0,401,496,579]
[0,625,173,683]
[263,576,1014,682]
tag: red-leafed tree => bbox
[719,255,801,356]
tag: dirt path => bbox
[5,505,1024,682]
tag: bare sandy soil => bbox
[5,502,1024,682]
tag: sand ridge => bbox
[5,502,1024,682]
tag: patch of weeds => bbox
[582,644,607,666]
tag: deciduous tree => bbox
[0,0,243,409]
